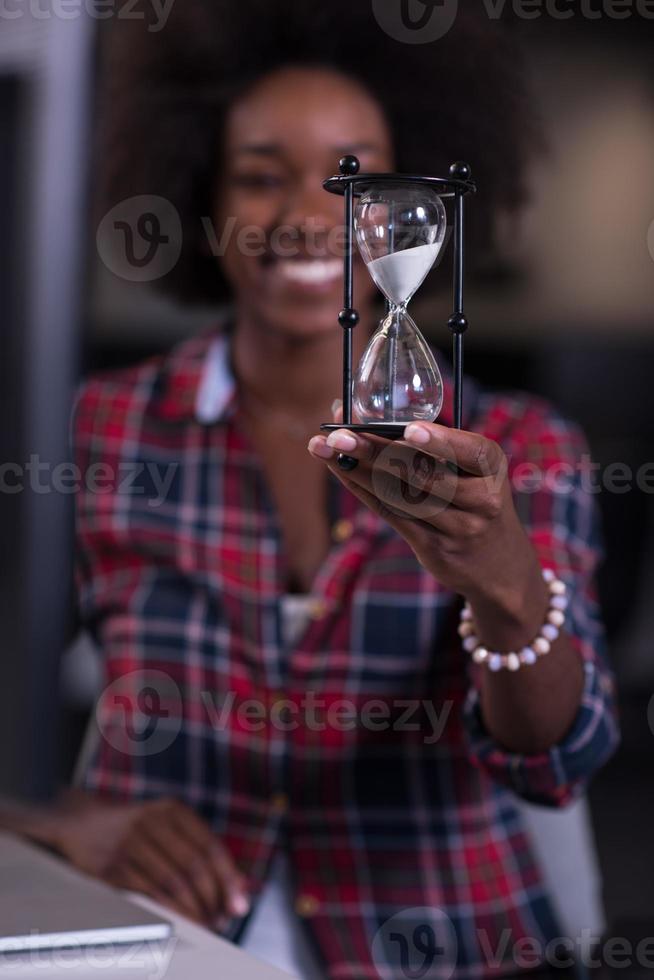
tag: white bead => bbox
[542,568,555,582]
[520,646,537,665]
[549,579,566,595]
[472,646,489,664]
[460,606,473,621]
[462,635,478,653]
[534,637,551,655]
[506,653,521,672]
[458,621,475,638]
[547,609,565,627]
[488,654,503,672]
[551,595,568,611]
[541,623,559,642]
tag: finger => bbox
[403,422,505,477]
[141,813,221,919]
[311,430,496,524]
[106,861,200,922]
[106,860,167,903]
[169,805,250,919]
[206,840,250,918]
[322,438,457,525]
[337,438,459,499]
[121,835,207,922]
[362,440,505,515]
[332,460,493,554]
[313,432,490,514]
[308,435,335,460]
[309,428,388,468]
[330,464,426,540]
[324,428,380,464]
[325,446,446,535]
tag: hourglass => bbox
[320,156,476,470]
[354,183,447,426]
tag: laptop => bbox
[0,831,173,953]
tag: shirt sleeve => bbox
[462,399,620,807]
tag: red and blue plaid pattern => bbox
[72,326,618,979]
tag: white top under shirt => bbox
[239,594,323,979]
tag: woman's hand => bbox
[308,419,546,636]
[308,416,586,753]
[1,791,249,929]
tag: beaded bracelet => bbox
[457,568,568,672]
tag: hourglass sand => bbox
[320,156,476,470]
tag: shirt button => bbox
[295,894,321,917]
[272,695,292,724]
[331,518,354,543]
[309,599,328,621]
[270,792,289,814]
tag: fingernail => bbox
[230,893,250,917]
[404,424,430,445]
[308,436,334,459]
[331,398,342,415]
[326,431,357,452]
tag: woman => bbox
[11,3,618,978]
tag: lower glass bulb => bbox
[352,307,443,424]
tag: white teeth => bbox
[276,259,341,285]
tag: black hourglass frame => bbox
[319,155,476,470]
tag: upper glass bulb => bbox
[355,183,447,307]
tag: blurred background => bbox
[1,0,653,948]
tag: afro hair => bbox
[96,0,541,305]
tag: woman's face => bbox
[215,67,394,340]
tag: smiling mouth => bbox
[271,257,342,286]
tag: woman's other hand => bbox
[1,790,249,928]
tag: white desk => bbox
[0,838,295,979]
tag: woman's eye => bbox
[231,173,284,189]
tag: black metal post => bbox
[342,180,355,424]
[336,155,360,469]
[447,161,471,431]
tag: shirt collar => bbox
[194,333,236,424]
[155,326,236,425]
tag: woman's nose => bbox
[276,179,342,240]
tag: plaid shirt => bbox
[72,325,618,980]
